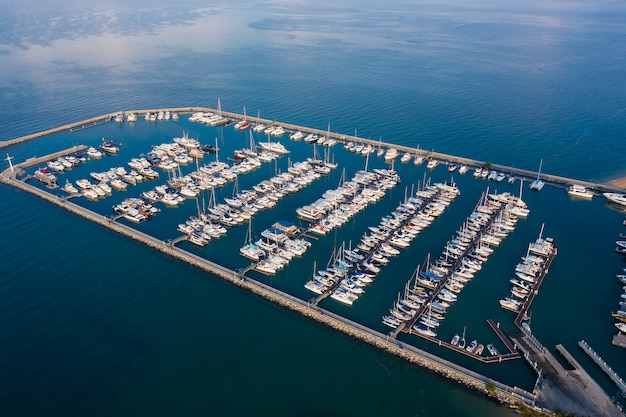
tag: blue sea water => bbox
[1,1,626,416]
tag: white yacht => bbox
[101,142,119,155]
[86,147,103,158]
[62,180,79,195]
[567,184,593,199]
[426,159,439,170]
[384,148,398,160]
[603,192,626,207]
[75,179,92,189]
[82,188,99,201]
[296,205,323,222]
[400,152,412,163]
[304,279,326,295]
[34,168,57,183]
[499,297,522,312]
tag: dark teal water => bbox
[1,1,626,416]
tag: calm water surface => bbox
[1,1,625,416]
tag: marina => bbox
[2,108,626,416]
[2,2,626,416]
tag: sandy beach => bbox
[604,177,626,190]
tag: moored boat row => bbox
[499,225,556,312]
[320,181,459,306]
[404,189,524,340]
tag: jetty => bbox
[579,340,626,396]
[514,245,557,329]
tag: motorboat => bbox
[384,148,398,160]
[499,297,522,312]
[465,340,478,353]
[604,192,626,207]
[426,159,439,170]
[412,324,436,338]
[486,343,499,356]
[568,184,593,199]
[61,180,79,195]
[34,167,57,184]
[86,147,103,158]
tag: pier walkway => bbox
[487,319,518,354]
[579,340,626,396]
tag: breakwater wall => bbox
[3,106,623,193]
[0,168,537,410]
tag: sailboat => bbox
[376,137,385,158]
[413,146,424,166]
[240,220,266,261]
[304,261,327,295]
[307,142,323,165]
[458,326,466,349]
[234,106,250,130]
[529,159,545,191]
[323,146,338,169]
[212,98,230,126]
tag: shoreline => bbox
[604,177,626,190]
